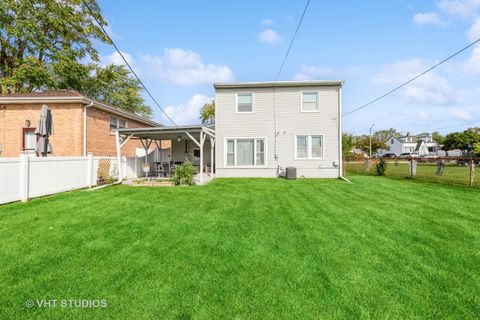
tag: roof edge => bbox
[0,95,162,127]
[214,80,344,89]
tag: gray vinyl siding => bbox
[215,85,341,178]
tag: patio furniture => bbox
[156,162,172,178]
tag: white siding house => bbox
[385,134,438,156]
[214,80,344,178]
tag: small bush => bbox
[376,159,387,176]
[171,160,196,186]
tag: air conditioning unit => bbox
[286,167,297,180]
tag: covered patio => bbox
[114,125,215,184]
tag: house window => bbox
[225,138,266,166]
[193,148,200,158]
[295,135,323,159]
[391,138,394,144]
[301,92,319,112]
[110,116,127,131]
[23,128,37,151]
[237,93,253,112]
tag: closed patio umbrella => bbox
[35,104,54,156]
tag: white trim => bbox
[294,134,325,160]
[300,91,320,113]
[223,137,268,168]
[235,92,254,113]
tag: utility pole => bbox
[369,123,375,158]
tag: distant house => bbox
[0,90,168,157]
[384,134,438,156]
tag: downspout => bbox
[83,101,94,156]
[338,86,350,183]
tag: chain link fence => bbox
[345,156,479,187]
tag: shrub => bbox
[376,159,387,176]
[171,160,196,186]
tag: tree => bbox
[0,0,152,117]
[342,133,355,155]
[355,136,387,155]
[199,100,215,124]
[432,131,444,145]
[373,128,399,142]
[443,128,480,151]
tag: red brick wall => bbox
[0,103,83,157]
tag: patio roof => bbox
[114,124,216,184]
[114,124,215,141]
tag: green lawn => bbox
[1,177,479,319]
[346,160,475,187]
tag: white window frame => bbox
[300,91,320,113]
[110,116,128,131]
[294,134,324,160]
[224,137,267,168]
[235,92,254,113]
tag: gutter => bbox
[83,101,94,156]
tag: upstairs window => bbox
[301,92,319,112]
[110,116,128,131]
[237,93,253,112]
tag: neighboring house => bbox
[0,90,166,157]
[384,134,438,156]
[214,80,343,178]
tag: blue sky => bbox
[96,0,480,135]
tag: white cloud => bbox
[101,48,235,85]
[413,12,445,26]
[293,65,336,80]
[163,94,213,125]
[141,48,235,85]
[261,18,274,26]
[463,45,480,74]
[100,50,136,67]
[418,110,429,120]
[258,29,282,45]
[450,107,474,120]
[466,17,480,41]
[372,58,455,105]
[437,0,480,20]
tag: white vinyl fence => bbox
[0,154,118,205]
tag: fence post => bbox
[19,153,29,202]
[470,159,475,187]
[86,152,93,188]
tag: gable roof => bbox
[0,90,161,127]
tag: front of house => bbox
[214,80,344,178]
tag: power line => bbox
[272,0,311,159]
[81,0,177,126]
[342,36,480,118]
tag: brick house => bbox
[0,90,167,157]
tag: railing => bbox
[344,156,479,187]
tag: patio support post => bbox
[209,136,215,175]
[199,131,205,183]
[115,130,122,183]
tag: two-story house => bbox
[385,133,438,156]
[214,80,344,178]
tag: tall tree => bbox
[342,133,355,155]
[432,131,444,144]
[443,128,480,151]
[355,136,387,154]
[0,0,152,117]
[199,100,215,125]
[374,128,399,142]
